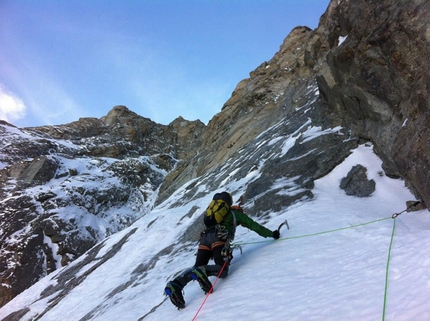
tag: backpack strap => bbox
[230,210,237,241]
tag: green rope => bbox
[382,218,396,321]
[233,216,392,246]
[232,215,396,320]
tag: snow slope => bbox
[1,144,429,321]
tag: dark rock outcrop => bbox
[340,164,376,197]
[8,155,58,187]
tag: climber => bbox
[164,191,280,309]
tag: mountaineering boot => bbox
[190,267,212,294]
[165,281,185,309]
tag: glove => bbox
[272,230,280,239]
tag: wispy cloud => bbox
[0,9,87,127]
[0,84,26,123]
[2,64,87,127]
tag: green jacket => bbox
[221,209,273,238]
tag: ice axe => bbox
[277,219,290,233]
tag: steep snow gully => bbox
[1,144,429,321]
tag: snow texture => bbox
[338,35,348,46]
[1,145,429,321]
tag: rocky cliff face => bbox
[315,0,430,207]
[159,0,430,208]
[1,0,429,309]
[157,25,331,204]
[0,109,204,307]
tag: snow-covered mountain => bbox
[0,106,208,305]
[1,142,428,320]
[1,0,430,318]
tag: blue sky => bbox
[0,0,329,127]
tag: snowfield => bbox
[1,144,429,321]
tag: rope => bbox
[233,216,392,247]
[382,217,396,321]
[192,208,411,320]
[230,215,398,321]
[192,260,228,321]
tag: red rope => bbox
[191,261,228,321]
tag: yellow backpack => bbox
[203,192,233,228]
